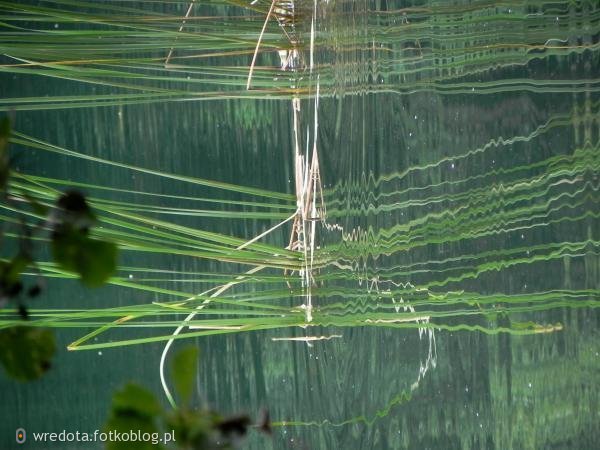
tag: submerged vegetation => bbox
[0,0,599,447]
[105,346,271,450]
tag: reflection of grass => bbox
[3,0,598,111]
[2,122,595,352]
[1,99,597,354]
[0,0,308,110]
[0,128,584,355]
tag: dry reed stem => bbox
[247,0,278,89]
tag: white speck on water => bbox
[521,234,525,239]
[128,274,133,279]
[98,351,102,356]
[528,382,532,388]
[414,115,418,120]
[451,163,455,169]
[54,23,59,28]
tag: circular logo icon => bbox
[16,428,26,444]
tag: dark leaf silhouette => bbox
[215,414,251,437]
[105,384,164,450]
[56,190,96,230]
[0,326,55,381]
[52,230,117,287]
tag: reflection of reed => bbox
[2,0,598,110]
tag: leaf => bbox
[5,254,32,284]
[0,326,56,381]
[52,231,117,287]
[104,415,163,450]
[171,346,199,404]
[215,414,251,437]
[0,259,23,299]
[55,190,96,230]
[111,383,162,418]
[0,254,31,300]
[22,192,49,217]
[77,238,118,287]
[107,384,163,450]
[51,190,118,287]
[164,409,213,450]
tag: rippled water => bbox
[1,0,599,449]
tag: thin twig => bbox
[165,1,197,68]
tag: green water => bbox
[1,0,599,449]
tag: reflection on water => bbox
[1,0,599,449]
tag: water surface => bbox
[1,0,599,449]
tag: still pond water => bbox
[1,0,599,449]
